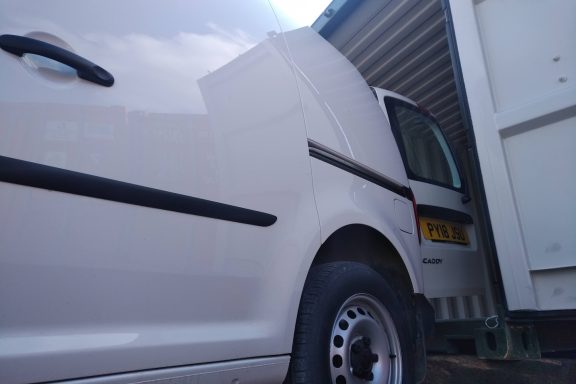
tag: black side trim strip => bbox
[417,204,473,224]
[0,156,277,227]
[308,139,410,198]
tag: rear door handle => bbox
[0,34,114,87]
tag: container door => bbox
[448,0,576,311]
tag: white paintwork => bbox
[407,182,483,299]
[0,2,421,384]
[275,27,421,289]
[394,199,414,234]
[48,356,290,384]
[309,158,421,292]
[277,28,409,187]
[373,88,486,299]
[450,0,576,310]
[0,1,321,383]
[532,269,576,311]
[503,116,576,271]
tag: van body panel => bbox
[278,28,421,293]
[0,1,322,382]
[277,27,409,188]
[309,157,422,293]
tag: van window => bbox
[386,98,462,189]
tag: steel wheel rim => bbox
[329,293,402,384]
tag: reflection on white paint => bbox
[84,25,256,77]
[82,25,256,113]
[0,333,139,356]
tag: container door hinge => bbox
[474,320,541,360]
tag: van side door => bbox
[0,1,318,383]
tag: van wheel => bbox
[288,262,415,384]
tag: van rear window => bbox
[385,97,462,190]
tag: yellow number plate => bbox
[420,218,469,245]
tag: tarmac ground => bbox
[423,354,576,384]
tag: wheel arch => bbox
[284,224,426,383]
[312,224,417,295]
[283,221,422,355]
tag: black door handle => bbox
[0,34,114,87]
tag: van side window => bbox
[386,98,462,189]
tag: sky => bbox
[270,0,332,27]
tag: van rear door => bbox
[378,91,487,318]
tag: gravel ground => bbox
[422,355,576,384]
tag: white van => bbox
[3,1,574,383]
[0,2,432,384]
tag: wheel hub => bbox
[350,337,379,380]
[329,294,402,384]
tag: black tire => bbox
[287,262,416,384]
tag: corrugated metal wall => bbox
[315,0,468,146]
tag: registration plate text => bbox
[420,218,469,245]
